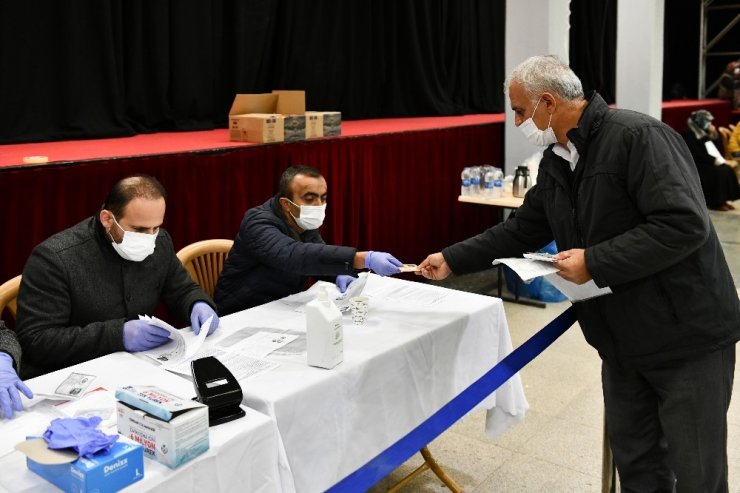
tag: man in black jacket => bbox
[16,175,219,378]
[419,55,740,492]
[215,165,402,315]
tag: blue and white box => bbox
[22,439,144,493]
[115,385,209,469]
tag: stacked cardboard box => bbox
[229,90,341,143]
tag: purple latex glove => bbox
[365,251,402,276]
[43,416,118,458]
[0,352,33,419]
[336,275,358,293]
[123,320,171,352]
[190,301,219,336]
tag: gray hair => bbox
[504,55,584,103]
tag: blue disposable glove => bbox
[43,416,118,458]
[336,275,358,293]
[365,251,402,276]
[122,320,171,352]
[191,301,219,336]
[0,352,33,419]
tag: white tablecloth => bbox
[0,352,281,493]
[211,275,528,492]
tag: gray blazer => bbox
[0,320,22,371]
[16,216,214,378]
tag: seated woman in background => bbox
[728,123,740,160]
[680,110,740,211]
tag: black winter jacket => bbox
[215,196,358,315]
[16,216,213,378]
[443,93,740,369]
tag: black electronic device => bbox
[191,356,246,426]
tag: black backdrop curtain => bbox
[569,0,616,104]
[0,0,505,144]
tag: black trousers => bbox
[603,344,736,493]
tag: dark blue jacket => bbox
[443,93,740,369]
[215,196,358,315]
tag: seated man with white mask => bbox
[215,165,402,316]
[16,175,219,379]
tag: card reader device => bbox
[191,356,246,426]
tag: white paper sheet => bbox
[228,331,299,358]
[163,346,279,381]
[493,257,612,302]
[140,315,211,364]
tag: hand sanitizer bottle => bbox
[306,286,343,369]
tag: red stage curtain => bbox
[0,123,504,286]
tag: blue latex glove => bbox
[365,251,402,276]
[336,275,358,293]
[0,353,33,419]
[43,416,118,458]
[191,301,219,336]
[122,320,171,352]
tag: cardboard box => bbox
[230,113,285,143]
[21,439,144,493]
[228,91,307,143]
[305,111,342,138]
[115,386,210,469]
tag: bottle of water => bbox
[492,167,504,198]
[483,168,495,198]
[460,167,471,196]
[469,166,481,195]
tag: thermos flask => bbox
[512,165,531,198]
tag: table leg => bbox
[387,446,462,493]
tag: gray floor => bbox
[370,200,740,492]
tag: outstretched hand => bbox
[417,253,452,281]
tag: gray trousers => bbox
[603,344,736,493]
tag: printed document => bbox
[493,257,612,302]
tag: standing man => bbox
[215,165,402,315]
[0,320,33,419]
[16,175,219,378]
[419,55,740,491]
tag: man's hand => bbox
[190,302,220,336]
[336,275,357,293]
[0,353,33,419]
[417,253,453,281]
[553,248,593,284]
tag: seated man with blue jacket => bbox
[215,165,402,315]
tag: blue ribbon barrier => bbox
[327,305,578,492]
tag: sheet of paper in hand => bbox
[335,272,369,312]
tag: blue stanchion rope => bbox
[327,305,577,492]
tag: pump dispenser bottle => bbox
[306,286,344,369]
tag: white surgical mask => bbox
[108,215,158,262]
[286,199,326,230]
[519,96,558,147]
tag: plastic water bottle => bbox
[483,168,495,198]
[469,166,481,195]
[492,167,504,198]
[461,167,471,196]
[305,286,343,369]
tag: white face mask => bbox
[108,215,158,262]
[518,96,557,147]
[286,199,326,230]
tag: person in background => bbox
[419,55,740,492]
[16,175,219,379]
[215,165,402,315]
[680,109,740,211]
[0,320,32,419]
[728,122,740,159]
